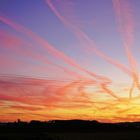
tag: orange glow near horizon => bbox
[0,76,140,123]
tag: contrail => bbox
[113,0,139,98]
[45,0,126,100]
[46,0,133,77]
[100,83,120,100]
[0,15,112,83]
[0,15,122,99]
[46,0,135,100]
[0,29,82,79]
[129,82,135,99]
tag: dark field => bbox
[1,120,140,140]
[48,132,140,140]
[0,131,140,140]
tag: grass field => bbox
[47,132,140,140]
[0,131,140,140]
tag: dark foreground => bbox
[1,120,140,140]
[1,131,140,140]
[1,132,140,140]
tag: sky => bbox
[1,0,140,122]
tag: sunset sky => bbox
[1,0,140,122]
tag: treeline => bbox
[0,119,140,132]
